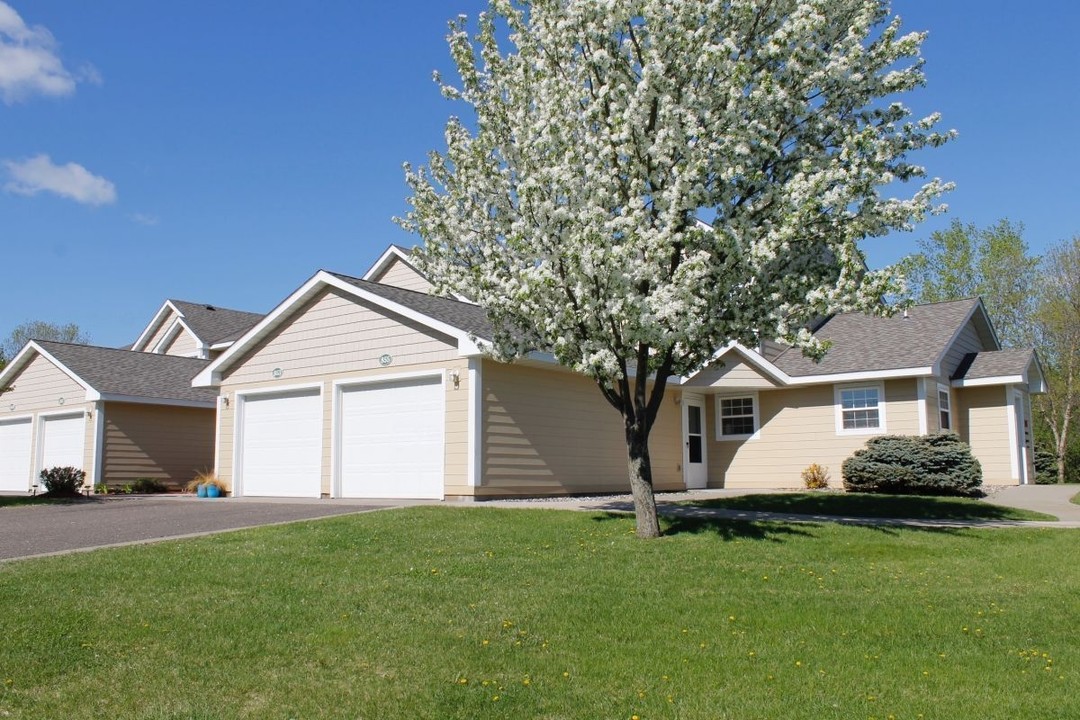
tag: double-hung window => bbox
[937,384,952,431]
[836,384,885,434]
[717,395,759,440]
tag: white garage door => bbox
[0,419,33,492]
[340,376,444,499]
[40,413,86,471]
[239,390,322,497]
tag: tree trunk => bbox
[625,417,660,538]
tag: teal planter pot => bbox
[206,485,222,498]
[196,484,208,498]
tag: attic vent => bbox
[205,305,216,311]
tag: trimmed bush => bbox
[841,434,982,497]
[131,477,167,494]
[39,466,87,495]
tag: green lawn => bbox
[680,491,1057,522]
[0,506,1076,719]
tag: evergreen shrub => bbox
[841,434,982,497]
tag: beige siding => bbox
[684,360,780,389]
[215,288,468,496]
[371,257,433,293]
[478,361,682,496]
[139,311,179,353]
[707,379,920,489]
[161,328,200,357]
[957,386,1013,483]
[0,354,86,415]
[217,359,470,496]
[101,402,215,490]
[222,288,457,385]
[941,320,987,379]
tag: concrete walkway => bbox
[483,485,1080,529]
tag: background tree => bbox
[1,321,91,361]
[400,0,953,537]
[899,219,1039,347]
[1032,236,1080,484]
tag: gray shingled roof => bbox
[328,272,495,339]
[772,298,982,377]
[952,348,1034,381]
[36,340,216,404]
[170,300,264,346]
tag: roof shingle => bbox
[169,300,264,346]
[952,348,1035,381]
[36,340,216,403]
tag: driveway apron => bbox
[0,496,387,561]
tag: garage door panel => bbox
[240,390,322,498]
[340,377,444,499]
[40,414,86,471]
[0,419,33,491]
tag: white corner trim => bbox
[714,391,761,441]
[1005,386,1021,482]
[834,381,888,436]
[468,358,482,487]
[90,400,105,488]
[916,378,928,435]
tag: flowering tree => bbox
[400,0,953,537]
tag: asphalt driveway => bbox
[0,495,394,561]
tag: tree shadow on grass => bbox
[589,509,820,542]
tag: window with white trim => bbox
[837,385,883,432]
[717,395,758,440]
[937,384,952,431]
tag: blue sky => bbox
[2,1,1077,349]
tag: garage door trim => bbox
[233,382,324,498]
[331,369,446,499]
[35,409,88,482]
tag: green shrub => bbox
[841,434,982,497]
[131,477,167,493]
[1034,449,1058,484]
[39,466,87,495]
[801,463,830,489]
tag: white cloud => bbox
[3,154,117,206]
[129,212,159,226]
[0,2,99,104]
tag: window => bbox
[836,384,885,434]
[717,395,758,440]
[937,385,952,431]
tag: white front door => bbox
[1014,391,1029,485]
[682,394,708,489]
[0,419,33,491]
[338,376,444,499]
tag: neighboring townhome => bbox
[191,247,1044,501]
[130,299,265,360]
[0,341,216,492]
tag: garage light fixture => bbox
[447,368,460,389]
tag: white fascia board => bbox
[192,272,328,388]
[681,342,792,386]
[131,300,183,352]
[951,374,1026,388]
[152,317,203,354]
[787,366,934,385]
[361,245,413,281]
[97,393,215,409]
[209,341,234,350]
